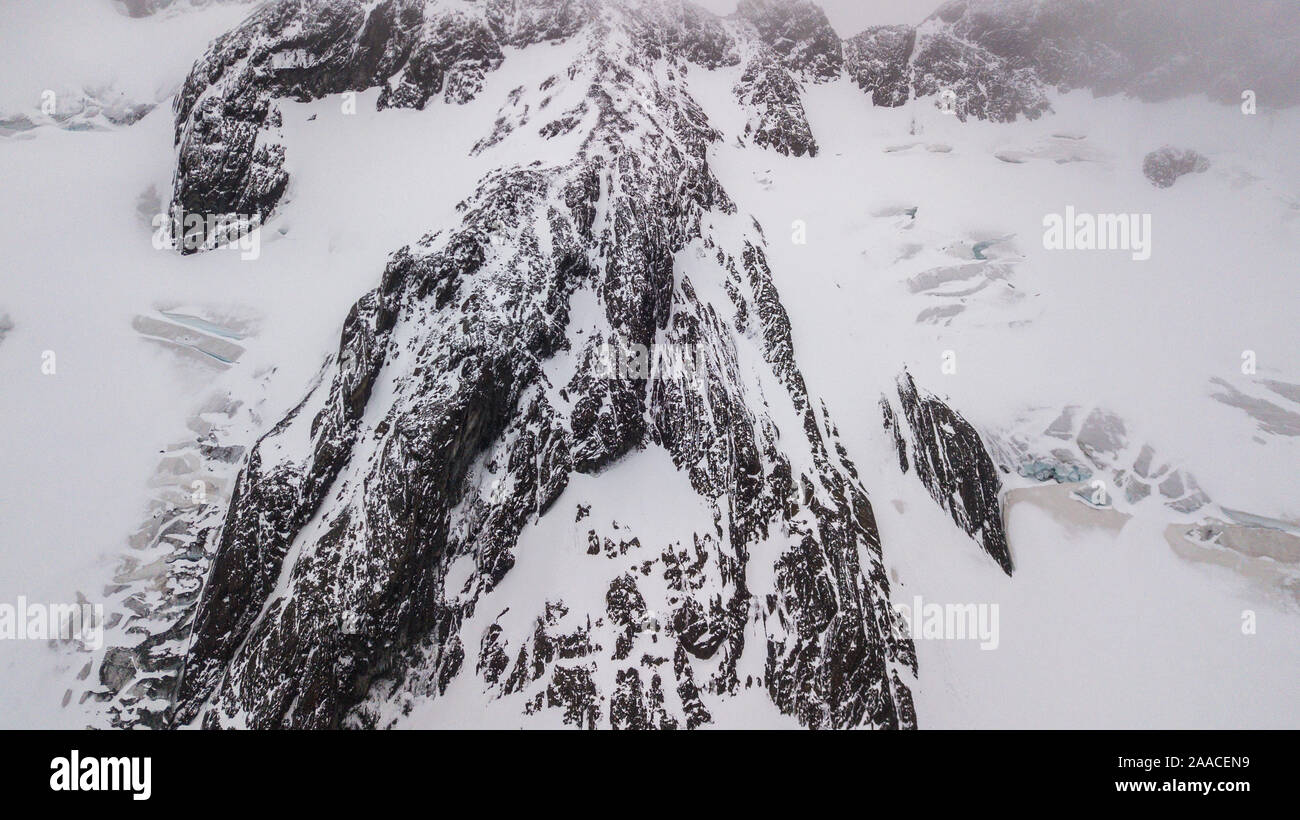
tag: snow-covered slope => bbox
[1,0,1297,730]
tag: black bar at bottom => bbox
[5,729,1288,807]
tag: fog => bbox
[694,0,929,33]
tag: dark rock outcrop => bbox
[885,373,1013,576]
[842,0,1300,121]
[842,25,915,107]
[1143,146,1210,188]
[737,0,842,81]
[934,0,1300,107]
[734,51,819,156]
[168,0,588,251]
[842,19,1051,122]
[630,0,740,69]
[912,28,1051,122]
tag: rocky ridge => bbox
[165,0,920,730]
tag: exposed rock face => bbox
[734,51,819,157]
[629,1,739,69]
[723,0,834,157]
[1143,146,1210,188]
[933,0,1300,107]
[170,0,916,730]
[842,18,1051,122]
[737,0,842,81]
[169,0,588,250]
[909,27,1051,122]
[884,373,1013,576]
[843,0,1300,120]
[166,0,841,251]
[842,25,914,107]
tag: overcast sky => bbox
[694,0,932,32]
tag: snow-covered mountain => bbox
[1,0,1297,730]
